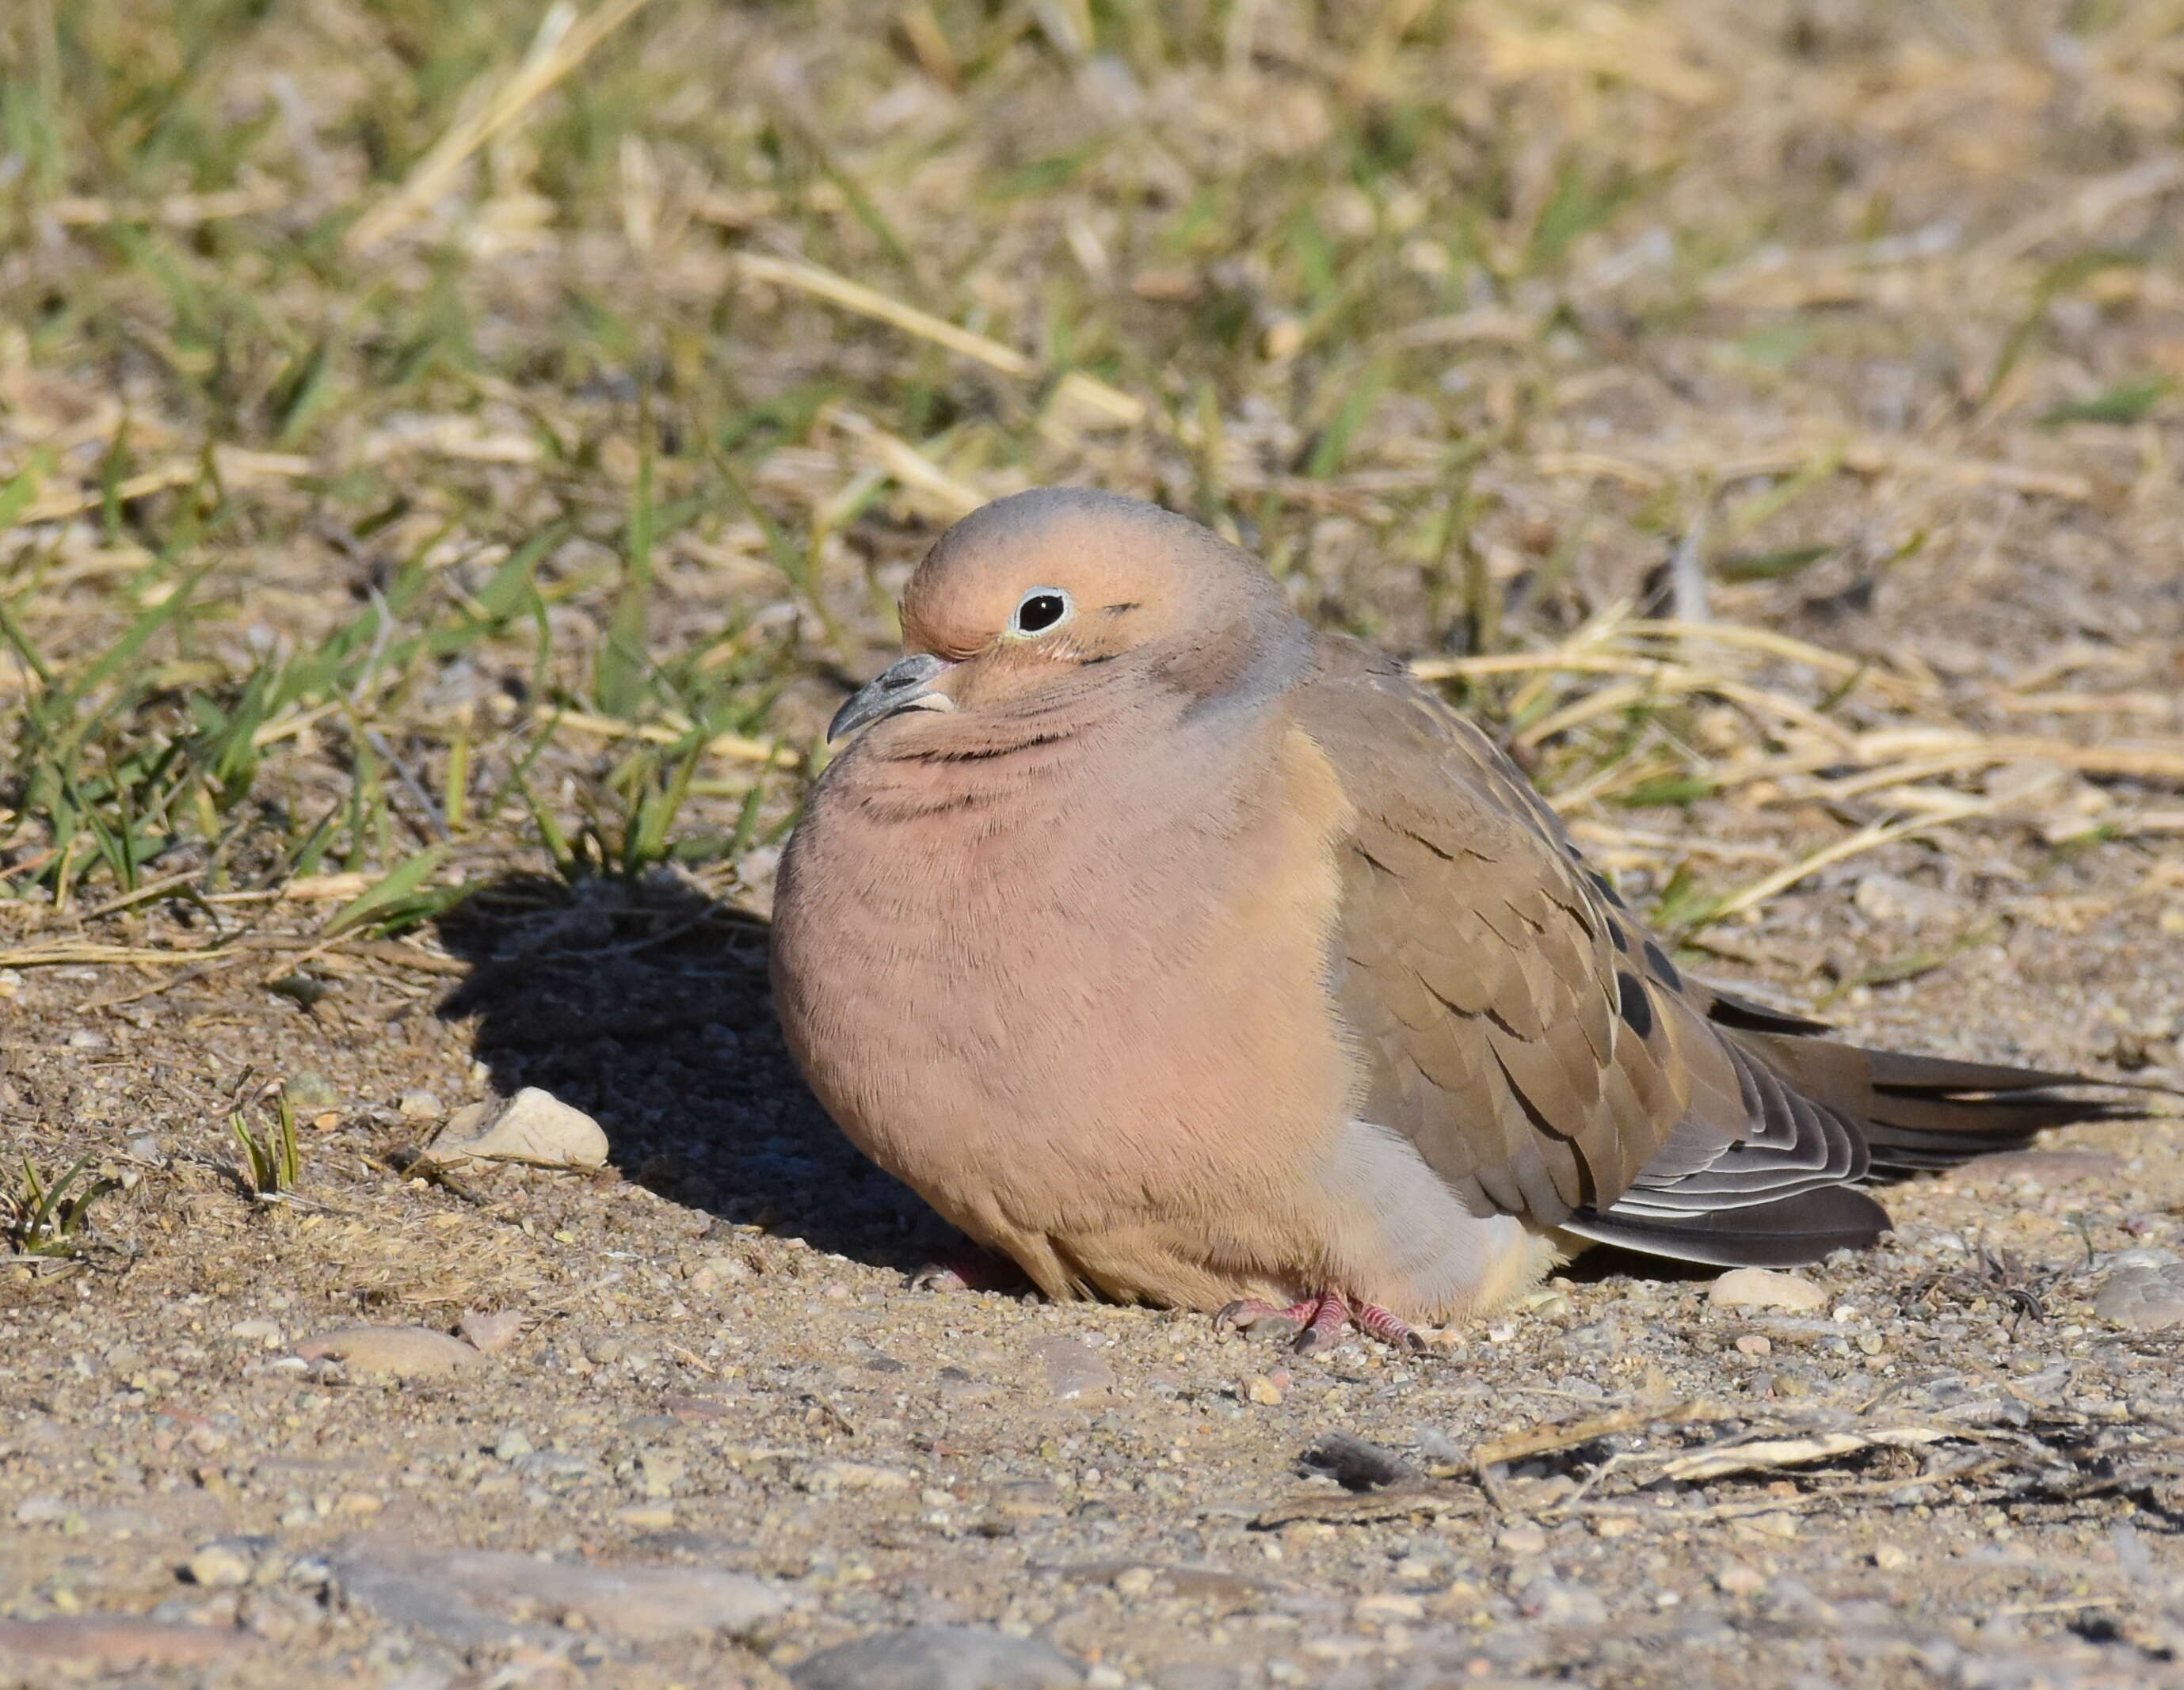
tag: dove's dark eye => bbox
[1010,588,1072,635]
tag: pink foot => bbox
[1218,1292,1427,1355]
[909,1246,1031,1295]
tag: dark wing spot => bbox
[1591,870,1628,910]
[1642,938,1683,992]
[1605,920,1629,953]
[1616,971,1656,1039]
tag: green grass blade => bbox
[325,843,452,935]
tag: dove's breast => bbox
[771,707,1373,1305]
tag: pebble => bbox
[1495,1525,1548,1557]
[185,1542,255,1589]
[1709,1268,1828,1312]
[0,1616,250,1668]
[1715,1562,1767,1595]
[1733,1334,1772,1357]
[66,1028,109,1052]
[13,1494,68,1526]
[429,1087,608,1169]
[687,1256,751,1294]
[458,1309,528,1354]
[397,1089,444,1119]
[1030,1334,1115,1401]
[802,1460,916,1493]
[2103,1247,2183,1272]
[1244,1374,1284,1406]
[330,1539,783,1646]
[227,1319,283,1347]
[492,1429,534,1462]
[2094,1263,2184,1331]
[789,1624,1085,1688]
[638,1450,686,1492]
[1515,1574,1607,1625]
[294,1326,484,1378]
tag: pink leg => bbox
[1355,1300,1429,1354]
[1291,1291,1352,1354]
[1220,1291,1428,1356]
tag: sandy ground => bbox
[4,536,2184,1690]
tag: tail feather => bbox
[1564,1183,1890,1267]
[1729,1020,2156,1177]
[1569,988,2168,1272]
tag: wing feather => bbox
[1298,640,1858,1235]
[1292,636,2136,1264]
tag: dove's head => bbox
[828,487,1305,741]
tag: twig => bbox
[1698,804,1991,929]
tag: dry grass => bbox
[0,0,2180,980]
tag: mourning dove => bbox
[771,488,2133,1351]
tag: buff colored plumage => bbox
[769,488,2131,1350]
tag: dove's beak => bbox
[828,653,959,740]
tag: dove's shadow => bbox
[432,871,945,1273]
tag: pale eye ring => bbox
[1009,586,1073,636]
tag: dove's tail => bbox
[1561,989,2159,1269]
[1838,1046,2141,1174]
[1726,1006,2151,1175]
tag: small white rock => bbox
[187,1542,254,1588]
[2095,1264,2184,1332]
[800,1460,915,1493]
[458,1308,529,1354]
[427,1087,608,1170]
[1709,1268,1827,1312]
[295,1325,484,1378]
[1496,1524,1548,1557]
[227,1319,284,1347]
[398,1089,444,1120]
